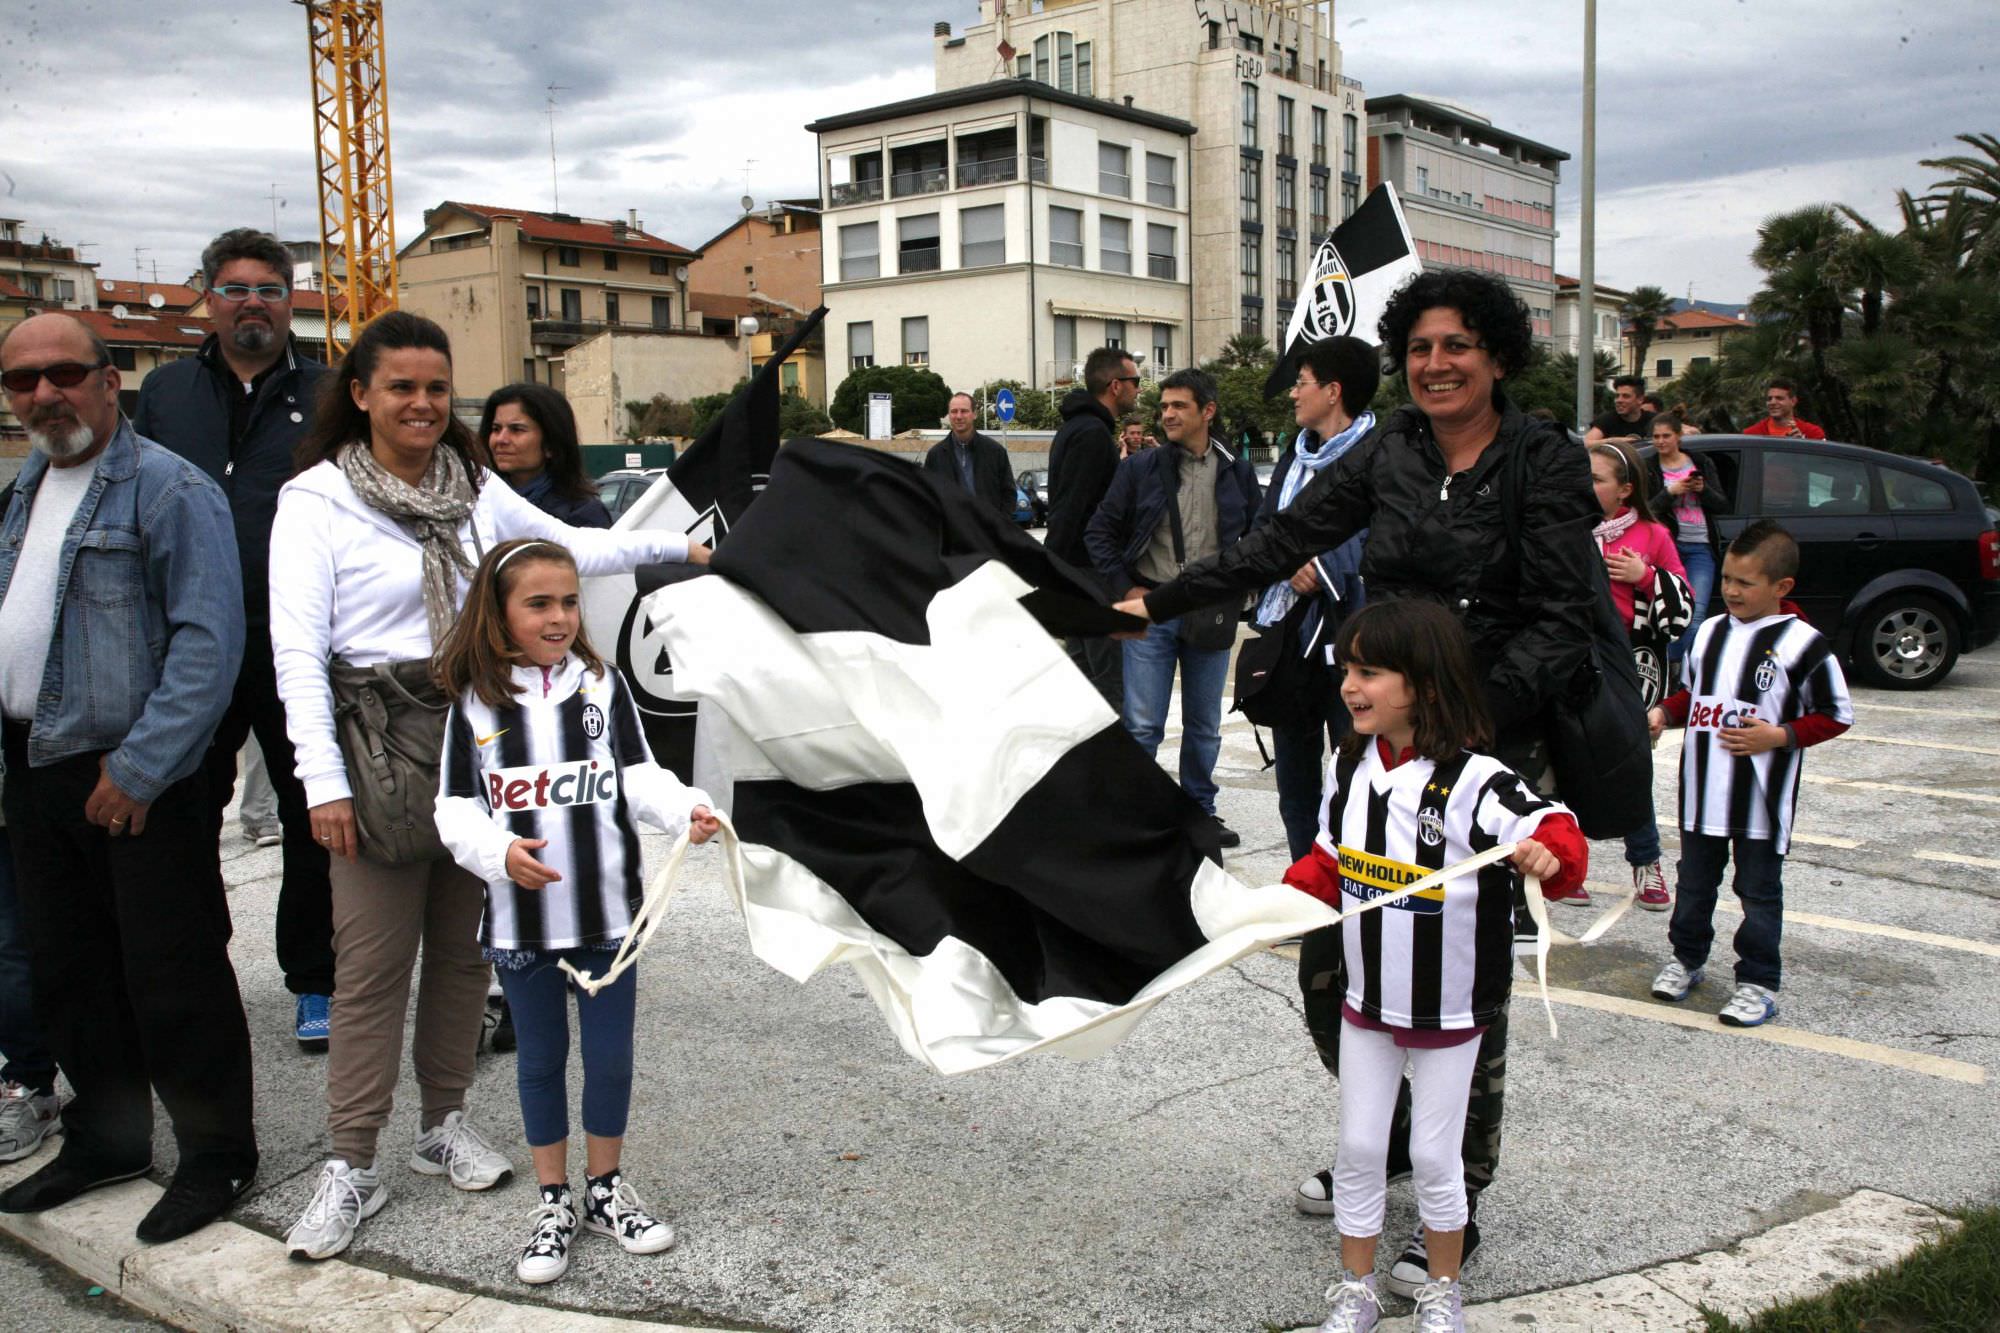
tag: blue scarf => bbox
[1254,410,1374,628]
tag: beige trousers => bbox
[326,853,490,1166]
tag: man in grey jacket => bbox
[0,313,254,1245]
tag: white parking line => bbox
[1542,987,1986,1085]
[1790,832,1864,850]
[1839,734,2000,759]
[1849,700,2000,722]
[1805,776,2000,806]
[1914,850,2000,875]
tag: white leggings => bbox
[1333,1018,1481,1238]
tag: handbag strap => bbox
[1163,446,1188,568]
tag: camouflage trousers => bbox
[1297,925,1506,1202]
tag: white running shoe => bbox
[517,1185,577,1285]
[1314,1271,1381,1332]
[286,1159,385,1260]
[1650,959,1704,1002]
[582,1171,676,1254]
[409,1110,514,1191]
[1718,982,1779,1027]
[1411,1275,1466,1332]
[0,1081,63,1163]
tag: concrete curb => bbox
[0,1146,1960,1332]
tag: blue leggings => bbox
[494,950,637,1147]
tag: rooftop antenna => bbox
[545,83,568,212]
[268,182,285,235]
[133,246,149,283]
[742,159,757,207]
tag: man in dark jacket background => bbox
[1085,368,1259,847]
[922,392,1016,518]
[1045,346,1140,705]
[132,227,334,1053]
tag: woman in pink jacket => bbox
[1589,439,1691,911]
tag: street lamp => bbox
[739,314,760,390]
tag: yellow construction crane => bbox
[300,0,397,355]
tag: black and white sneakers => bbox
[518,1183,578,1285]
[582,1170,676,1254]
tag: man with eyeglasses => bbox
[134,228,336,1054]
[0,313,255,1243]
[1046,346,1143,707]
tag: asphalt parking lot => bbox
[47,637,2000,1331]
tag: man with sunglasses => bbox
[0,313,255,1243]
[133,228,336,1054]
[1046,346,1143,707]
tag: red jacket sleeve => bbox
[1527,812,1588,899]
[1788,714,1850,748]
[1659,689,1690,725]
[1283,843,1343,908]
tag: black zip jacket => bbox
[133,335,327,638]
[1045,389,1120,579]
[1643,446,1732,556]
[1145,400,1600,741]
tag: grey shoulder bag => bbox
[328,656,452,865]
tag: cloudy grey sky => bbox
[3,1,1991,304]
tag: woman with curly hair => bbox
[1115,269,1603,1311]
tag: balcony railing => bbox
[1276,206,1298,232]
[958,157,1017,187]
[1099,170,1130,197]
[1147,254,1177,280]
[891,166,949,198]
[899,246,941,274]
[829,178,883,206]
[1277,135,1295,158]
[531,317,676,348]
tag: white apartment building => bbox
[934,0,1364,363]
[1365,94,1567,342]
[1553,274,1630,367]
[809,79,1195,399]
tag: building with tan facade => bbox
[934,0,1364,363]
[1628,307,1751,387]
[396,203,702,400]
[1366,94,1566,342]
[809,78,1194,402]
[684,201,823,313]
[0,218,98,310]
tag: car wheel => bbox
[1849,594,1960,691]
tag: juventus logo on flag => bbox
[1265,183,1424,397]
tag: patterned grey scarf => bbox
[339,442,478,642]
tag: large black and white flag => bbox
[641,439,1333,1073]
[1264,183,1423,396]
[583,307,828,775]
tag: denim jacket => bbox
[0,419,244,802]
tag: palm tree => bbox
[1213,332,1275,370]
[1619,285,1674,383]
[1921,132,2000,257]
[1830,214,1923,336]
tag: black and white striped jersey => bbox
[1674,612,1852,855]
[1316,741,1570,1030]
[436,657,711,952]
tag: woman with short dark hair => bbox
[479,383,612,529]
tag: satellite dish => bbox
[674,265,689,283]
[100,279,116,292]
[111,304,129,319]
[148,292,166,309]
[740,194,755,213]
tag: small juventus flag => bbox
[1264,183,1423,397]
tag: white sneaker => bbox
[409,1110,513,1191]
[1314,1270,1381,1332]
[1650,959,1704,1002]
[286,1159,386,1260]
[517,1185,577,1285]
[0,1081,63,1163]
[1411,1275,1466,1332]
[581,1171,675,1254]
[1718,982,1779,1027]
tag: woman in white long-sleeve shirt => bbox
[269,312,706,1261]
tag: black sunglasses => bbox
[1,360,109,394]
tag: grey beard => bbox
[28,419,96,460]
[230,321,277,354]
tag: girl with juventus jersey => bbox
[1283,601,1586,1333]
[433,538,718,1286]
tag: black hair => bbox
[201,228,292,289]
[1295,335,1380,416]
[1766,376,1799,396]
[1333,599,1493,763]
[1083,346,1137,396]
[296,310,485,480]
[1612,373,1645,393]
[1377,268,1535,381]
[1159,366,1217,410]
[1728,519,1800,582]
[1639,393,1664,413]
[478,382,597,502]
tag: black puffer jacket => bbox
[1146,400,1600,744]
[1044,389,1120,579]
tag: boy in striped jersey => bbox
[1646,522,1852,1027]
